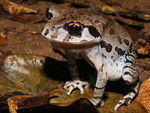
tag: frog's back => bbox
[99,19,133,60]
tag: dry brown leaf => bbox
[134,39,150,55]
[137,48,149,55]
[1,0,37,15]
[0,32,7,46]
[0,0,4,4]
[136,78,150,112]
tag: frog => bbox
[41,4,140,111]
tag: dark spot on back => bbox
[118,48,125,56]
[100,41,112,52]
[109,29,115,35]
[117,36,122,44]
[87,26,101,38]
[115,46,118,52]
[44,29,49,36]
[124,39,129,46]
[100,40,106,48]
[115,46,125,56]
[106,44,112,52]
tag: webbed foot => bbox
[114,81,140,111]
[114,94,132,111]
[64,80,89,95]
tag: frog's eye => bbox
[46,8,53,20]
[64,21,84,36]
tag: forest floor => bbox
[0,0,150,113]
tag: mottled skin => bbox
[42,5,140,110]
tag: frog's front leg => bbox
[64,51,89,95]
[90,67,107,107]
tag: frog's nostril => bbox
[64,21,84,36]
[44,29,49,36]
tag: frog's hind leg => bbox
[114,80,140,111]
[122,50,139,84]
[114,51,140,110]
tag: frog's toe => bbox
[114,98,131,111]
[64,80,89,95]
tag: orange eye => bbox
[64,21,84,36]
[68,23,81,27]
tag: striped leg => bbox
[114,51,140,110]
[122,50,138,84]
[114,80,140,111]
[64,51,89,95]
[90,71,107,106]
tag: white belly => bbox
[103,57,125,81]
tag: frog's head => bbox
[42,7,104,49]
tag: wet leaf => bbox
[0,91,98,113]
[7,92,50,113]
[17,98,99,113]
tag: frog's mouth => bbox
[48,38,100,50]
